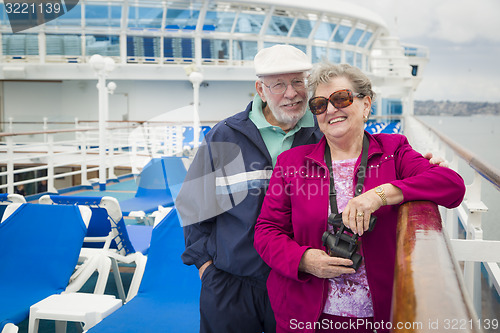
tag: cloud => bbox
[350,0,500,44]
[433,0,500,43]
[415,71,500,102]
[348,0,500,102]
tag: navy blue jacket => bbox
[178,101,323,280]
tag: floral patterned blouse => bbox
[322,158,374,318]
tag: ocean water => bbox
[417,115,500,241]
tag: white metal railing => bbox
[0,120,210,196]
[0,127,127,194]
[404,114,500,318]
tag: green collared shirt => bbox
[249,94,315,167]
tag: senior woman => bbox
[254,62,466,333]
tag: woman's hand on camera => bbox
[299,249,355,279]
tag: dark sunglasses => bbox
[309,89,365,115]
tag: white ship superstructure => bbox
[0,0,428,124]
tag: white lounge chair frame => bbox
[39,195,147,303]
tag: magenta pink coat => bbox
[254,133,466,333]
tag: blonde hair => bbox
[307,62,375,101]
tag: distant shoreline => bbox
[414,100,500,116]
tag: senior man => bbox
[178,44,323,333]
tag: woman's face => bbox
[313,76,371,143]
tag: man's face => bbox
[256,72,309,128]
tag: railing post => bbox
[80,131,90,186]
[43,117,48,143]
[108,130,117,180]
[47,134,57,193]
[166,125,174,156]
[75,117,80,141]
[463,172,488,317]
[151,126,159,157]
[130,129,139,175]
[6,137,14,193]
[176,125,183,155]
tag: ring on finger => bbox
[356,211,365,217]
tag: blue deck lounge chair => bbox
[39,195,150,302]
[0,193,26,220]
[364,121,402,134]
[0,203,90,333]
[119,156,188,218]
[87,208,201,333]
[182,125,211,149]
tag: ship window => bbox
[165,8,200,30]
[128,5,163,29]
[234,13,265,34]
[85,3,121,27]
[233,40,258,60]
[44,34,81,56]
[266,16,294,36]
[370,102,377,115]
[127,36,160,59]
[3,34,39,56]
[364,55,371,71]
[384,99,403,115]
[201,39,229,60]
[359,31,372,48]
[62,35,81,56]
[291,19,314,38]
[164,37,194,60]
[1,34,8,55]
[46,35,63,55]
[86,35,119,57]
[328,48,341,64]
[347,28,364,46]
[411,65,418,76]
[356,52,363,68]
[333,25,351,43]
[46,3,81,26]
[312,46,327,63]
[345,50,354,65]
[204,11,236,32]
[314,22,336,41]
[404,46,419,57]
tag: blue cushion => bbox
[120,157,187,215]
[88,209,200,332]
[0,204,87,330]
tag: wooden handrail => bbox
[0,127,98,137]
[0,120,217,138]
[0,125,139,138]
[77,120,220,124]
[391,201,482,333]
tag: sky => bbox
[349,0,500,103]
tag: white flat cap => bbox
[254,45,312,76]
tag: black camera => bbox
[321,213,376,271]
